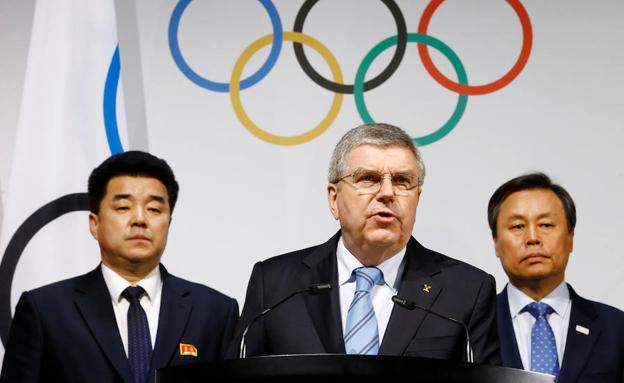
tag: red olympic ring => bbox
[417,0,533,95]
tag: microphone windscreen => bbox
[308,283,332,295]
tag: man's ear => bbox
[327,183,339,220]
[88,212,99,240]
[492,234,501,258]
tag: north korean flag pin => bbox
[179,343,198,357]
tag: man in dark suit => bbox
[1,151,238,382]
[234,123,500,364]
[489,173,624,382]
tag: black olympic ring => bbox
[0,193,89,345]
[293,0,407,94]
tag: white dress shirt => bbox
[101,264,163,356]
[337,237,406,343]
[506,281,571,369]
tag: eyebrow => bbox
[112,194,131,201]
[149,195,166,204]
[355,167,418,175]
[506,212,553,220]
[112,194,166,203]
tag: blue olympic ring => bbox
[168,0,283,93]
[103,44,124,155]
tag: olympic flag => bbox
[0,0,126,366]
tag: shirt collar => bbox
[507,281,570,318]
[101,263,162,303]
[336,236,406,292]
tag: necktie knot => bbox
[354,267,382,292]
[525,301,554,319]
[122,285,146,302]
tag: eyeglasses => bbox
[335,169,420,196]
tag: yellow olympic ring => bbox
[230,32,344,146]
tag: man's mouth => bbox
[128,234,150,241]
[368,209,398,223]
[368,208,397,218]
[522,253,548,262]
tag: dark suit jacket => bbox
[0,264,239,383]
[497,284,624,383]
[232,232,500,364]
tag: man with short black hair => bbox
[489,172,624,382]
[1,151,239,383]
[234,123,500,364]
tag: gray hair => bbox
[328,123,425,186]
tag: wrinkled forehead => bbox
[498,188,566,220]
[345,144,420,172]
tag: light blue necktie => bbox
[122,286,152,383]
[344,267,383,355]
[525,302,560,380]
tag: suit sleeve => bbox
[226,262,268,358]
[217,297,239,360]
[0,292,43,382]
[467,274,502,365]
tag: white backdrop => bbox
[1,1,623,363]
[135,0,624,308]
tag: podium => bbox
[156,354,554,382]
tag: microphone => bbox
[239,283,332,358]
[391,295,474,363]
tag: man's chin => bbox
[364,231,404,248]
[122,252,160,265]
[514,268,559,283]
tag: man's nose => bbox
[376,176,395,200]
[525,224,541,245]
[131,207,147,226]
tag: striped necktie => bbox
[344,267,383,355]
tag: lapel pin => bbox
[179,343,198,357]
[422,283,432,293]
[575,325,590,335]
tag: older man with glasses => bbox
[231,123,500,364]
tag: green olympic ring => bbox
[354,33,468,146]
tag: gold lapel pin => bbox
[422,283,432,293]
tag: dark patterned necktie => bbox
[524,302,560,380]
[122,286,152,383]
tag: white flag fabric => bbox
[0,0,127,364]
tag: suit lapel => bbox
[379,238,442,355]
[299,232,345,354]
[558,285,600,383]
[497,285,524,369]
[74,266,133,383]
[152,266,192,369]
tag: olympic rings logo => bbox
[168,0,532,146]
